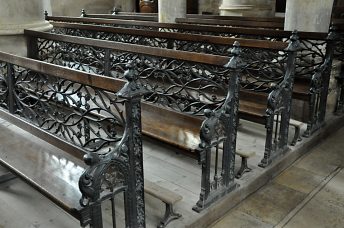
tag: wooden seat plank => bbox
[0,122,85,219]
[144,180,182,205]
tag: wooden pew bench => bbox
[145,180,182,228]
[25,30,300,171]
[0,52,149,227]
[80,9,158,22]
[0,52,184,228]
[175,17,284,29]
[41,18,336,137]
[27,29,304,209]
[43,23,309,146]
[185,14,285,23]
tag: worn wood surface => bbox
[83,13,158,21]
[175,18,284,29]
[45,16,328,40]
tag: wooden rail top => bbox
[91,12,284,23]
[114,12,157,16]
[83,13,158,21]
[0,51,125,92]
[175,17,284,29]
[185,14,285,23]
[51,22,288,50]
[25,29,230,65]
[46,16,328,40]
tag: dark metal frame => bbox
[303,29,337,136]
[43,14,336,139]
[28,31,247,210]
[259,33,300,167]
[334,27,344,114]
[26,30,297,165]
[193,42,241,212]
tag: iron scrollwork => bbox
[0,58,147,227]
[193,42,242,212]
[259,31,300,167]
[78,63,148,228]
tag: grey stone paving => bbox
[212,126,344,228]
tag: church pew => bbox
[175,17,284,29]
[25,29,300,170]
[44,21,336,137]
[79,9,285,27]
[81,9,158,22]
[78,10,284,23]
[0,51,147,227]
[26,31,246,210]
[79,9,283,29]
[42,14,317,38]
[185,14,285,23]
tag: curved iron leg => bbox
[290,124,301,146]
[157,203,182,228]
[235,157,252,179]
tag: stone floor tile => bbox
[315,170,344,207]
[283,197,344,228]
[212,210,273,228]
[236,183,306,225]
[273,166,324,194]
[294,151,339,177]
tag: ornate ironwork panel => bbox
[0,59,147,227]
[193,42,241,212]
[258,32,300,167]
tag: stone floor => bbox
[211,125,344,228]
[0,114,342,227]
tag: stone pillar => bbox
[284,0,334,32]
[158,0,186,23]
[0,0,52,56]
[219,0,275,17]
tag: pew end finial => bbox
[81,9,86,17]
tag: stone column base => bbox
[0,21,52,56]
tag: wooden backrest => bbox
[47,21,328,83]
[25,30,292,114]
[26,30,236,115]
[175,17,284,29]
[50,22,286,50]
[82,13,158,21]
[45,15,327,40]
[185,14,285,23]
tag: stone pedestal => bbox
[219,0,275,17]
[284,0,334,32]
[158,0,186,23]
[0,0,52,56]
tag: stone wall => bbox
[113,0,136,12]
[51,0,114,16]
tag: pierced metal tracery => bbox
[0,58,147,228]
